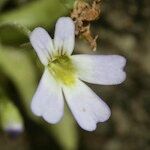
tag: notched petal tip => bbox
[63,79,111,132]
[86,107,111,132]
[42,112,63,124]
[99,104,111,122]
[117,55,127,68]
[81,111,111,132]
[117,71,126,85]
[83,123,97,132]
[30,69,64,124]
[115,55,127,84]
[109,55,127,67]
[72,54,127,85]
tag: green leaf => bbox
[0,22,30,36]
[0,23,30,47]
[48,106,78,150]
[0,45,37,113]
[0,0,74,28]
[59,0,75,9]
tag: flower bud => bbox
[0,98,24,137]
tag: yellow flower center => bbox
[48,55,76,86]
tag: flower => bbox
[0,98,24,135]
[29,17,126,131]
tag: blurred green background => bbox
[0,0,150,150]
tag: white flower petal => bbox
[54,17,75,55]
[31,69,64,124]
[72,54,126,85]
[63,79,111,131]
[30,27,54,65]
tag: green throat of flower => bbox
[48,55,76,86]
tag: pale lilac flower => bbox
[29,17,126,131]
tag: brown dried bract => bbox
[71,0,101,51]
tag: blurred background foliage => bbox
[0,0,150,150]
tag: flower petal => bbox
[54,17,75,55]
[63,79,111,131]
[30,27,54,65]
[72,54,126,85]
[31,69,64,124]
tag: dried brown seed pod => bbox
[71,0,101,51]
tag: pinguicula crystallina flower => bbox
[29,17,126,131]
